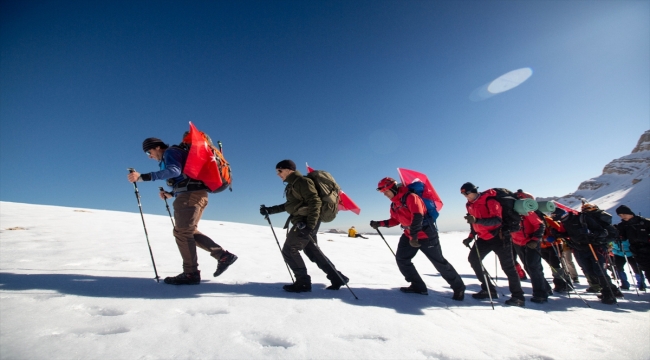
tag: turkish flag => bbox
[552,201,580,215]
[183,122,223,191]
[397,168,443,211]
[306,163,361,215]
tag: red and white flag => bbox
[183,122,223,191]
[306,163,361,215]
[396,168,443,211]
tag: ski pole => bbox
[588,244,620,306]
[262,208,294,283]
[550,242,573,298]
[128,168,160,283]
[604,249,623,294]
[159,187,175,229]
[307,233,358,300]
[471,237,495,310]
[618,241,640,297]
[495,255,498,286]
[375,228,396,257]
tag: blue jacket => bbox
[610,239,633,258]
[147,147,186,188]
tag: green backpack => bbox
[292,170,341,223]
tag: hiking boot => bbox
[213,251,238,277]
[452,285,466,301]
[504,297,525,307]
[326,274,349,290]
[283,281,312,293]
[572,277,580,284]
[553,285,568,293]
[400,284,428,295]
[612,287,624,298]
[530,296,548,304]
[164,271,201,285]
[599,292,617,305]
[471,289,498,300]
[584,286,601,293]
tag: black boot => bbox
[283,277,312,293]
[504,297,525,307]
[213,251,238,277]
[471,288,498,299]
[400,283,428,295]
[326,273,349,290]
[452,285,466,301]
[164,271,201,285]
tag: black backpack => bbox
[484,188,521,233]
[582,208,619,243]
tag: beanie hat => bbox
[142,138,166,152]
[460,182,478,195]
[616,205,634,216]
[276,159,296,171]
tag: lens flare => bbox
[469,67,533,101]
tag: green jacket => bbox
[284,170,322,229]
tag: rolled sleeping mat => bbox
[536,201,556,214]
[514,198,538,215]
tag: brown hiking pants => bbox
[173,191,223,273]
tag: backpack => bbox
[299,170,341,223]
[401,181,439,227]
[485,188,521,233]
[582,208,619,243]
[177,130,232,193]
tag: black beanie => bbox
[460,182,478,194]
[276,159,296,171]
[142,138,166,152]
[616,205,634,216]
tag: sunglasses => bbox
[145,151,151,156]
[276,169,284,174]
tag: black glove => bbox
[462,237,473,248]
[526,240,538,249]
[260,205,269,216]
[464,214,477,224]
[295,222,312,237]
[369,220,381,229]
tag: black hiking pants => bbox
[514,243,552,298]
[468,236,524,300]
[573,245,616,294]
[540,246,569,290]
[395,227,464,292]
[282,221,345,285]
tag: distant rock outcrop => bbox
[541,130,650,215]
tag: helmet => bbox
[377,177,397,192]
[515,189,534,199]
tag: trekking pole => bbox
[375,228,396,257]
[471,237,495,310]
[128,168,160,283]
[307,233,359,300]
[536,246,590,307]
[159,187,175,228]
[550,242,573,299]
[633,258,647,293]
[588,244,620,307]
[262,208,294,283]
[604,251,625,299]
[616,240,640,296]
[495,256,498,286]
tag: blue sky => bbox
[1,0,648,233]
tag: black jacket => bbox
[617,215,650,256]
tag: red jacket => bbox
[466,189,502,241]
[381,185,429,240]
[511,211,545,246]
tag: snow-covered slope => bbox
[548,130,650,215]
[1,201,649,359]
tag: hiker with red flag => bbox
[369,177,465,300]
[127,133,237,285]
[461,182,525,307]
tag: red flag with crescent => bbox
[396,168,443,211]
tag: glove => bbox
[462,237,473,248]
[260,205,268,216]
[526,241,538,249]
[545,236,556,243]
[295,222,312,237]
[409,238,421,248]
[464,214,477,224]
[369,220,381,229]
